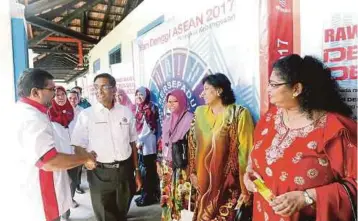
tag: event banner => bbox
[111,63,136,101]
[322,13,357,119]
[133,0,260,124]
[259,0,294,115]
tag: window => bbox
[93,58,100,73]
[137,15,165,37]
[109,45,121,65]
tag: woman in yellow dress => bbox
[188,73,255,221]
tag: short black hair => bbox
[202,73,236,105]
[69,90,79,99]
[72,86,82,94]
[93,73,116,87]
[17,68,54,98]
[273,54,352,117]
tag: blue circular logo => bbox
[149,48,212,123]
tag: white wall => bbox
[0,0,15,105]
[0,1,17,218]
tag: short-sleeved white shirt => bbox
[71,103,138,163]
[68,105,83,136]
[12,98,72,221]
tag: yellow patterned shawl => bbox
[188,104,254,221]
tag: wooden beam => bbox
[99,0,112,39]
[24,0,34,39]
[32,48,78,54]
[27,16,99,44]
[115,0,141,26]
[66,69,88,83]
[81,11,88,34]
[28,0,103,47]
[89,9,120,16]
[39,1,79,20]
[25,0,74,17]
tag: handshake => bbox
[84,150,97,170]
[74,146,97,170]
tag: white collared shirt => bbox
[138,118,157,155]
[11,100,72,221]
[69,105,84,136]
[71,103,138,163]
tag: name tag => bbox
[95,121,108,124]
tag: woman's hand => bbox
[243,169,262,193]
[270,191,306,217]
[190,174,198,189]
[238,193,251,205]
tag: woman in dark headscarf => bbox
[134,86,159,206]
[158,89,194,221]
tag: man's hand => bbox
[136,144,143,150]
[84,151,97,170]
[135,170,143,192]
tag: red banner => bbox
[259,0,294,115]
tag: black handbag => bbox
[303,180,357,221]
[170,111,188,170]
[234,203,253,221]
[339,180,357,221]
[172,138,188,169]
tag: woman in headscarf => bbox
[115,88,135,113]
[48,86,76,219]
[134,86,159,206]
[157,89,194,221]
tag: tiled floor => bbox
[69,171,161,221]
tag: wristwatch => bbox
[303,191,314,206]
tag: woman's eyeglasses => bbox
[268,82,290,88]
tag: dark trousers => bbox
[87,158,135,221]
[67,166,82,198]
[139,154,159,200]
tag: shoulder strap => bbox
[169,111,187,138]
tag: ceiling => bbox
[20,0,143,82]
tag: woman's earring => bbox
[292,93,297,99]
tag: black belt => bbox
[97,159,130,169]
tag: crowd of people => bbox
[12,54,356,221]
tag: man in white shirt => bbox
[68,90,84,135]
[71,73,142,221]
[68,90,85,196]
[11,69,96,221]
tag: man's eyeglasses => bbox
[40,87,56,92]
[93,85,114,91]
[268,82,290,88]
